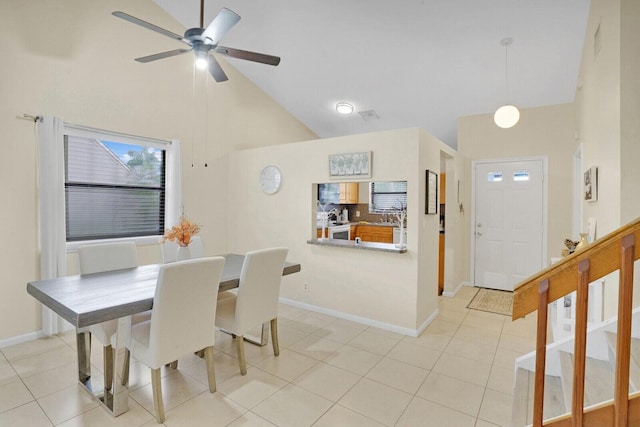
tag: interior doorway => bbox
[472,158,546,291]
[438,156,446,295]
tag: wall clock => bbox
[260,165,282,195]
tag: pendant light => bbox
[494,37,520,128]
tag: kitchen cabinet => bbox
[317,228,328,238]
[319,183,359,204]
[353,225,393,243]
[339,183,359,204]
[438,234,444,295]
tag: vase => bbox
[177,246,191,261]
[575,233,589,252]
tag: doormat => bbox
[467,288,513,316]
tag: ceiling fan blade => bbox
[135,48,192,63]
[208,55,228,82]
[201,8,241,45]
[215,46,281,66]
[112,11,187,44]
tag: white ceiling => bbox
[151,0,591,148]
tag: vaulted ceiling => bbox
[151,0,591,148]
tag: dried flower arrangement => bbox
[163,214,201,247]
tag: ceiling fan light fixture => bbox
[336,102,354,115]
[494,105,520,128]
[195,50,209,70]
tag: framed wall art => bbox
[328,151,371,178]
[584,166,597,202]
[425,170,438,214]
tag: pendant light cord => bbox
[501,37,513,104]
[504,41,509,103]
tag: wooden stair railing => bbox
[512,217,640,427]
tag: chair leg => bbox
[104,345,113,391]
[204,346,216,393]
[151,368,165,423]
[236,335,247,375]
[270,318,280,357]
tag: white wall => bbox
[0,0,316,341]
[227,128,455,332]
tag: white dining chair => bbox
[77,242,139,391]
[160,239,179,263]
[127,257,225,423]
[188,235,205,259]
[215,247,288,375]
[161,236,203,262]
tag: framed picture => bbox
[584,166,598,202]
[425,170,438,214]
[329,152,372,178]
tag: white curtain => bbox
[37,118,182,335]
[166,139,182,227]
[38,116,68,335]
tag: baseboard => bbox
[415,308,439,336]
[0,330,45,349]
[280,297,437,337]
[442,281,471,298]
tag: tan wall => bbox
[620,0,640,224]
[417,131,458,320]
[575,0,622,238]
[458,103,577,281]
[0,0,316,341]
[575,0,640,315]
[227,128,455,332]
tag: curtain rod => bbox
[17,114,172,145]
[18,114,43,123]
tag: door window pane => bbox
[488,171,503,182]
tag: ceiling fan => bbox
[112,1,280,82]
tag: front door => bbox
[473,159,545,291]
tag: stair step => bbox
[604,331,640,391]
[558,350,614,408]
[512,367,567,427]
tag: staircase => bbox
[510,217,640,426]
[511,309,640,426]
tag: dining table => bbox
[26,253,301,417]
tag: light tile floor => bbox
[0,286,537,426]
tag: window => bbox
[488,171,503,182]
[64,135,166,241]
[370,181,407,213]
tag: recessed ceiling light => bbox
[336,102,354,115]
